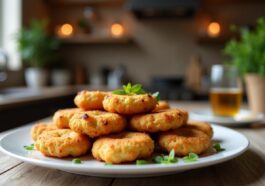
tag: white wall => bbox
[22,2,265,86]
[59,3,265,85]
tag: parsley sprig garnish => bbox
[24,144,34,151]
[112,83,146,95]
[153,150,178,164]
[213,143,225,152]
[183,153,199,163]
[112,83,160,101]
[72,158,82,164]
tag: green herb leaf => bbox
[112,83,146,96]
[164,154,178,164]
[112,90,127,95]
[72,158,82,164]
[153,155,163,163]
[132,84,146,94]
[24,144,34,151]
[123,83,132,94]
[105,163,112,166]
[152,92,160,102]
[136,160,148,165]
[183,153,199,163]
[213,143,225,152]
[153,150,178,164]
[169,149,175,160]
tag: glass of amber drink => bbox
[210,65,242,117]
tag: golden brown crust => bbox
[102,94,157,115]
[152,100,170,112]
[69,110,127,138]
[53,108,83,129]
[186,120,213,138]
[35,129,91,158]
[31,122,57,141]
[158,126,211,156]
[74,91,109,110]
[92,132,154,164]
[130,108,188,133]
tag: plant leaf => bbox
[213,143,225,152]
[169,149,175,160]
[113,83,146,95]
[72,158,82,164]
[152,92,160,102]
[24,144,34,151]
[136,160,148,165]
[112,90,126,95]
[183,153,199,163]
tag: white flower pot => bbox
[51,69,71,86]
[25,68,49,88]
[245,74,265,114]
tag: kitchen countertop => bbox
[0,85,108,110]
[0,101,265,186]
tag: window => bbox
[0,0,22,70]
[0,1,3,48]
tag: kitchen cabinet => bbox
[0,94,75,132]
[0,85,109,131]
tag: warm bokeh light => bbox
[110,23,124,38]
[207,22,221,38]
[57,23,74,37]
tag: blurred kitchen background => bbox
[1,0,265,130]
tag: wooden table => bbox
[1,102,265,186]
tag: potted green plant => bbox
[224,18,265,113]
[16,20,59,87]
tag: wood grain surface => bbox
[1,102,265,186]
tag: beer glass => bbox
[210,65,242,117]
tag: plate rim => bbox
[0,124,249,176]
[190,109,265,125]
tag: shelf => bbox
[60,35,132,44]
[202,0,265,5]
[46,0,124,6]
[196,36,228,45]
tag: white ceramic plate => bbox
[0,124,249,178]
[190,109,265,126]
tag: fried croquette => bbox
[158,126,211,156]
[74,91,109,110]
[69,110,127,138]
[102,94,157,115]
[153,100,170,112]
[186,120,213,138]
[92,132,154,164]
[35,129,91,158]
[53,108,83,129]
[130,109,188,133]
[31,122,57,141]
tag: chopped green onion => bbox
[153,150,178,164]
[183,153,199,163]
[72,158,82,164]
[24,144,34,151]
[136,160,148,165]
[153,155,163,163]
[213,143,225,152]
[169,149,175,159]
